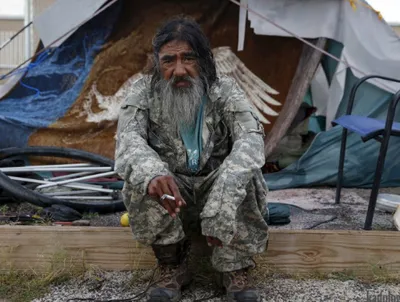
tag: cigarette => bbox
[160,194,175,201]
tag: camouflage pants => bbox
[126,169,269,272]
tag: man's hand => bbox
[206,236,223,247]
[148,175,186,218]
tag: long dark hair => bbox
[148,16,217,93]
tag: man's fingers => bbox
[167,179,186,207]
[148,183,157,197]
[167,198,178,214]
[155,185,164,200]
[161,200,176,218]
[206,236,223,247]
[148,176,184,218]
[159,181,177,213]
[160,180,173,197]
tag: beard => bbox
[155,75,205,135]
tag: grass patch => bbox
[252,256,400,286]
[0,248,85,302]
[82,212,100,220]
[0,270,72,302]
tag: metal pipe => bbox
[335,128,348,204]
[44,190,97,196]
[24,0,32,60]
[36,171,116,189]
[0,163,94,170]
[346,75,400,115]
[1,166,111,173]
[67,182,103,189]
[48,171,94,181]
[364,90,400,230]
[52,196,113,200]
[9,176,113,193]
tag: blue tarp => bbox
[0,2,120,149]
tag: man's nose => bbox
[173,61,187,77]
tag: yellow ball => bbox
[120,213,130,227]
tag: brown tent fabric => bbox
[27,0,303,160]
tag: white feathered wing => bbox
[83,46,280,125]
[213,46,280,124]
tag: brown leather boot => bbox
[222,268,261,302]
[146,239,191,302]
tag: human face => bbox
[158,40,199,88]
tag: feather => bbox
[109,47,280,125]
[213,46,281,124]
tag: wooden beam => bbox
[264,37,327,158]
[1,226,400,276]
[394,205,400,231]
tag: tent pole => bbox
[264,37,327,158]
[24,0,32,60]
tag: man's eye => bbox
[162,60,173,67]
[184,57,196,62]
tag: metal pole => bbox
[52,196,113,200]
[36,171,116,189]
[24,0,32,60]
[0,166,111,173]
[67,182,104,189]
[48,171,94,181]
[2,163,93,170]
[364,91,400,230]
[335,128,348,204]
[9,176,113,193]
[44,189,96,196]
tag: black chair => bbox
[332,75,400,230]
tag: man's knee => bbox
[211,246,256,272]
[128,194,185,245]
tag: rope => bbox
[0,0,121,81]
[0,22,32,51]
[0,32,91,99]
[229,0,398,94]
[13,51,51,96]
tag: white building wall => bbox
[0,17,25,76]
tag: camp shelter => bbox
[254,0,400,190]
[0,0,399,190]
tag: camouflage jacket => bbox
[115,75,267,245]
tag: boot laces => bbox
[159,264,178,280]
[232,270,248,287]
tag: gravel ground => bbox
[2,187,398,231]
[32,270,400,302]
[3,187,400,301]
[88,187,399,231]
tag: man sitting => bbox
[115,16,269,302]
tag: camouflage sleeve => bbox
[115,78,170,199]
[200,78,266,246]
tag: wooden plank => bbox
[1,226,400,276]
[264,37,327,157]
[394,205,400,231]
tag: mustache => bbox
[170,75,194,85]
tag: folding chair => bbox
[332,75,400,230]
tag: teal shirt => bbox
[179,96,207,173]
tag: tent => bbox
[0,0,399,190]
[251,0,400,189]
